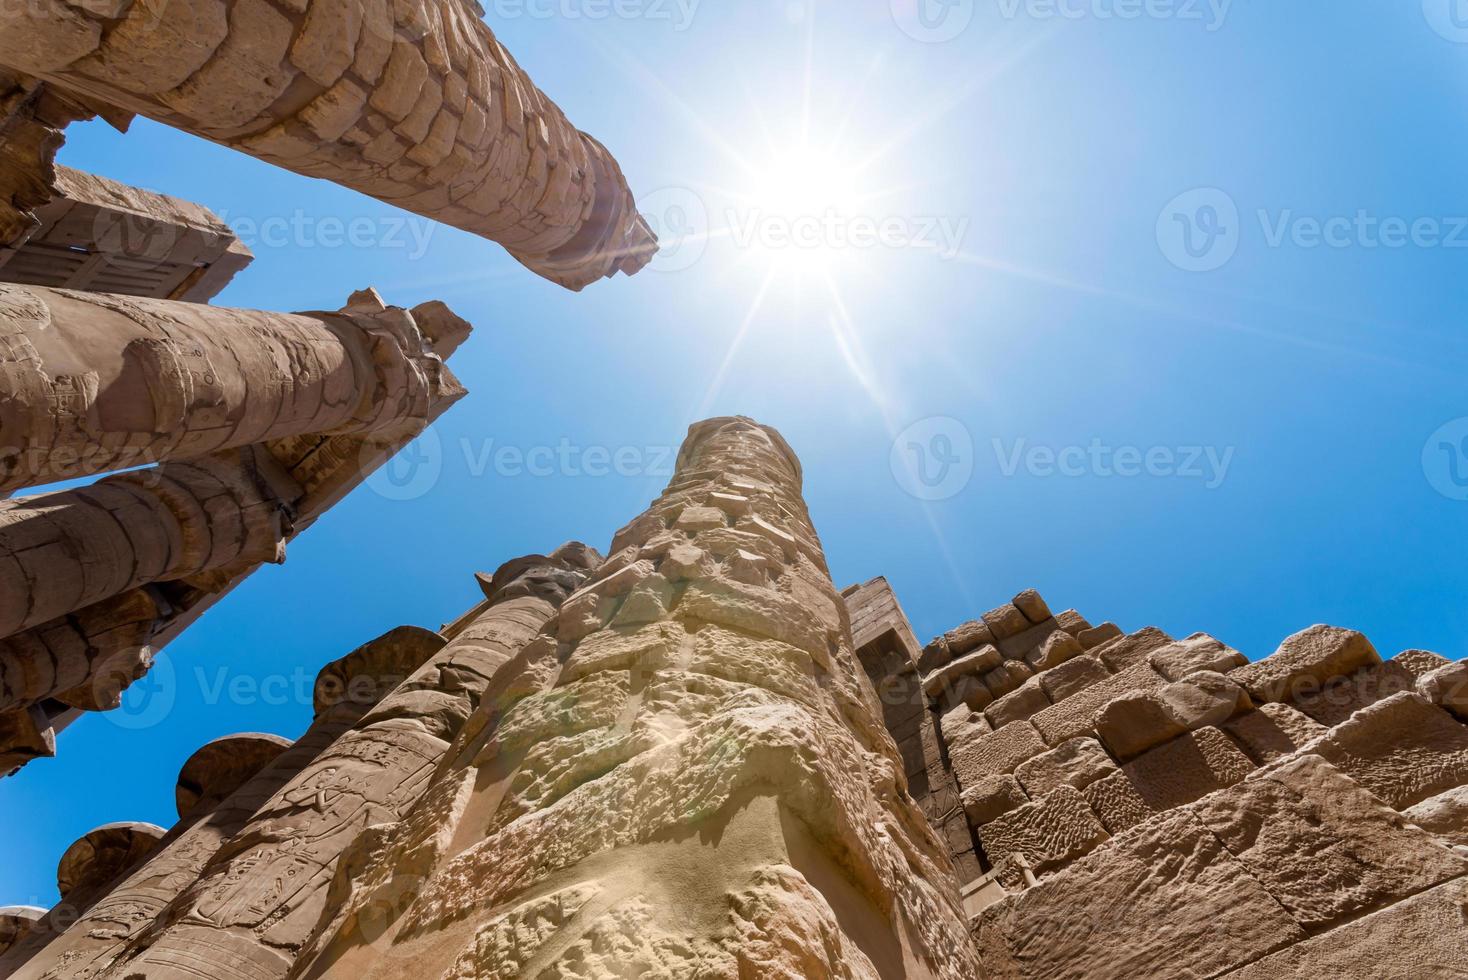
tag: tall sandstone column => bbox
[0,283,463,495]
[289,417,983,979]
[0,0,656,289]
[96,546,598,980]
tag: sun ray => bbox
[691,268,778,420]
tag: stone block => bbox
[1094,689,1186,761]
[1160,671,1251,730]
[923,645,1002,699]
[949,721,1047,791]
[945,619,996,657]
[1230,624,1382,703]
[978,785,1109,887]
[1292,659,1419,728]
[1223,702,1326,764]
[1054,608,1091,636]
[982,603,1031,641]
[961,774,1029,826]
[1026,628,1082,672]
[1012,589,1051,625]
[1082,769,1156,835]
[998,618,1060,660]
[939,704,991,748]
[974,808,1306,980]
[1092,626,1172,671]
[1418,662,1468,722]
[1393,648,1453,680]
[1078,621,1124,652]
[1123,728,1255,813]
[916,637,950,674]
[1189,754,1468,929]
[1149,633,1247,681]
[983,660,1033,701]
[1403,785,1468,847]
[1311,692,1468,809]
[1030,662,1169,748]
[1221,879,1468,980]
[984,678,1050,730]
[1014,737,1117,799]
[1039,654,1110,703]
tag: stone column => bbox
[0,446,295,644]
[0,283,465,495]
[0,0,657,290]
[98,546,597,980]
[2,629,441,980]
[292,418,983,980]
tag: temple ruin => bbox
[2,1,1466,977]
[3,416,1465,978]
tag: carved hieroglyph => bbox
[284,417,981,980]
[88,550,597,980]
[0,283,463,495]
[0,0,656,289]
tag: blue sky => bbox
[4,0,1467,907]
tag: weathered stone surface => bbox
[174,732,292,819]
[985,677,1050,730]
[939,704,992,748]
[1091,625,1171,671]
[998,618,1060,660]
[1393,648,1453,679]
[1149,633,1247,681]
[1078,621,1124,652]
[983,659,1033,701]
[1012,589,1052,625]
[1053,608,1092,636]
[1230,624,1382,703]
[962,774,1029,826]
[975,808,1306,980]
[1014,737,1118,799]
[56,821,165,900]
[1293,659,1420,727]
[1,0,657,289]
[0,907,43,958]
[1223,701,1326,764]
[923,644,1002,699]
[1038,654,1110,703]
[950,721,1048,789]
[945,618,996,657]
[1190,754,1468,929]
[1220,879,1468,980]
[1310,692,1468,809]
[1081,769,1156,835]
[1404,785,1468,847]
[1027,628,1082,671]
[984,603,1032,641]
[1122,727,1255,812]
[1419,661,1468,722]
[1030,662,1169,747]
[978,785,1109,886]
[1094,689,1187,761]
